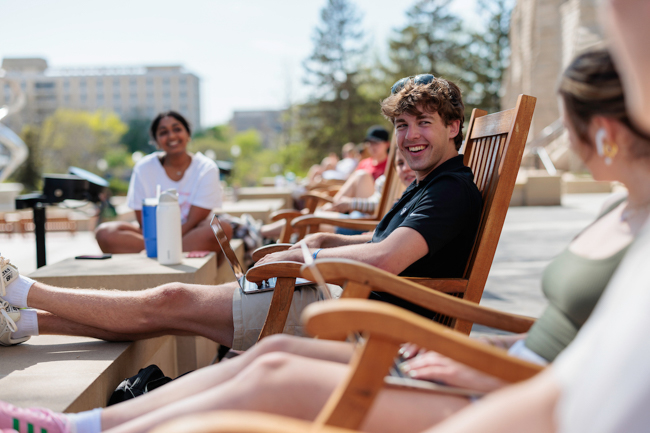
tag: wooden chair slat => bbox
[469,108,516,139]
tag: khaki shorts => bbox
[231,283,343,350]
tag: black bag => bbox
[107,365,173,406]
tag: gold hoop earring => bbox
[603,141,618,165]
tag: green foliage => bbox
[190,124,234,162]
[465,0,512,112]
[387,0,470,86]
[121,117,154,154]
[108,177,130,195]
[385,0,513,115]
[10,124,42,192]
[298,0,388,159]
[39,109,128,175]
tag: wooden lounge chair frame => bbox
[246,94,536,339]
[153,295,543,433]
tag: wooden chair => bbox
[266,142,400,244]
[152,297,543,433]
[246,94,536,340]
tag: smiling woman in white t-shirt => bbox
[95,111,231,254]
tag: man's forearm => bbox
[319,232,373,248]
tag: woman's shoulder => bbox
[134,152,163,171]
[190,152,219,172]
[134,152,162,167]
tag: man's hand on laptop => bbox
[288,233,325,250]
[255,248,306,266]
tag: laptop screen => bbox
[209,214,246,282]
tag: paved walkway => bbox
[2,193,613,328]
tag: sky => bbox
[0,0,480,128]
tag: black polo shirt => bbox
[369,154,483,317]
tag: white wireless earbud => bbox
[595,128,607,157]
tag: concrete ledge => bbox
[234,187,293,208]
[214,199,285,223]
[0,335,181,412]
[510,170,562,206]
[562,173,613,194]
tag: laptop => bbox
[210,214,312,294]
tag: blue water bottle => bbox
[142,198,158,258]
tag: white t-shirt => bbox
[126,151,222,224]
[553,220,650,433]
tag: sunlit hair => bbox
[381,77,465,150]
[559,48,650,157]
[149,111,192,143]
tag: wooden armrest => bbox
[303,299,543,383]
[300,192,334,204]
[292,215,379,232]
[300,259,535,334]
[251,244,292,262]
[151,411,352,433]
[269,209,303,222]
[246,261,303,282]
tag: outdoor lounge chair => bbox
[153,296,543,433]
[246,94,536,340]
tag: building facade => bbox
[230,109,287,149]
[0,58,201,133]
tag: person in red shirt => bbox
[357,125,390,180]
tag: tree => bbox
[39,109,128,175]
[299,0,387,157]
[386,0,471,89]
[385,0,513,115]
[465,0,513,112]
[121,117,154,154]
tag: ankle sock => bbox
[66,408,102,433]
[3,275,35,308]
[11,308,39,339]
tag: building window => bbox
[80,94,87,103]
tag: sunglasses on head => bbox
[390,74,436,94]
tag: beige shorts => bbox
[231,283,343,350]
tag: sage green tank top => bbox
[524,198,629,362]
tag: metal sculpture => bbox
[0,69,28,182]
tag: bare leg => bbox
[105,352,470,433]
[95,222,144,254]
[101,334,355,430]
[27,281,237,345]
[182,219,232,252]
[333,170,375,202]
[260,219,286,240]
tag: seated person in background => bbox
[306,153,339,185]
[321,142,360,180]
[324,136,415,216]
[318,147,415,236]
[95,111,231,254]
[356,125,390,180]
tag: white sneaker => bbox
[0,299,29,346]
[0,255,20,298]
